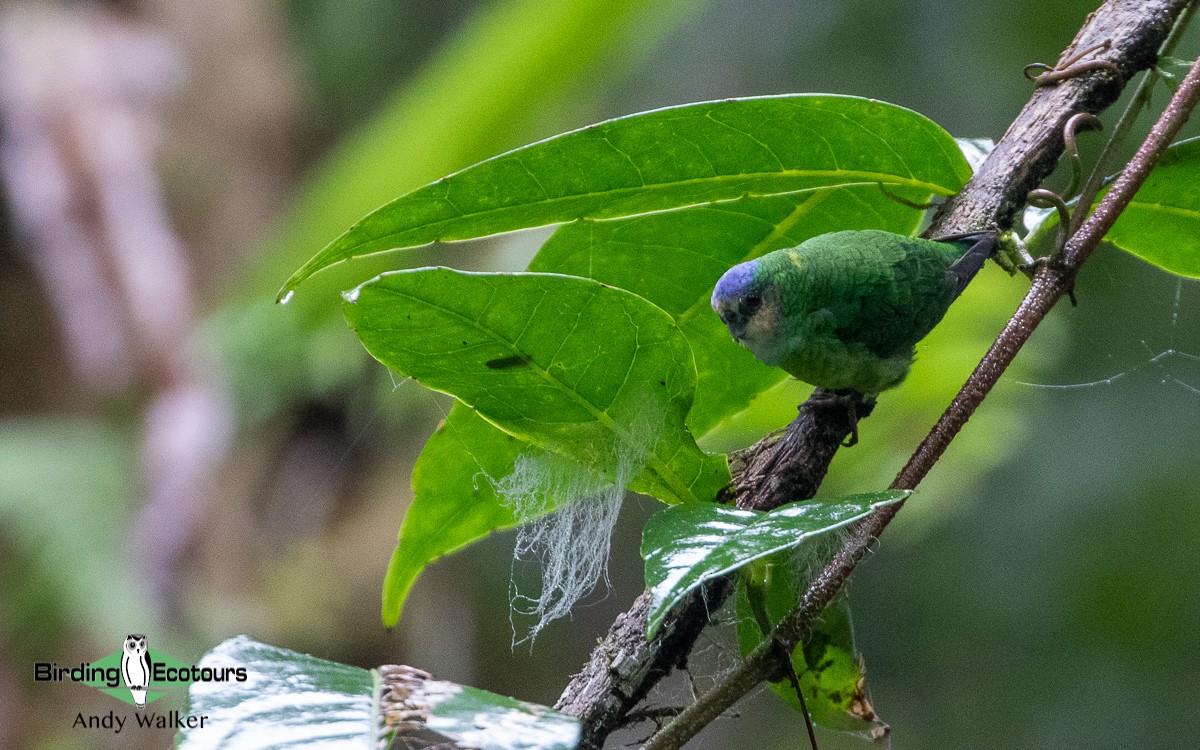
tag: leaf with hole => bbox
[640,490,908,637]
[736,583,889,741]
[344,268,728,506]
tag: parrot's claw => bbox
[806,388,869,447]
[1024,40,1121,87]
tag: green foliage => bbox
[284,94,971,624]
[1103,137,1200,278]
[382,403,525,624]
[639,492,907,637]
[177,636,579,750]
[279,95,970,297]
[1026,137,1200,278]
[343,268,727,504]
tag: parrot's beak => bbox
[712,299,745,341]
[723,316,747,342]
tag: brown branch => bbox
[641,11,1200,750]
[556,1,1194,747]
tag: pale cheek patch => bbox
[740,302,784,362]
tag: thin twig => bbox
[642,48,1200,750]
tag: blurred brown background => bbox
[2,1,1199,748]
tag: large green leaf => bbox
[382,402,522,626]
[177,636,579,750]
[1104,137,1200,278]
[640,491,908,637]
[736,585,888,740]
[360,95,970,626]
[280,95,970,297]
[344,268,728,505]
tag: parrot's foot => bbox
[994,230,1036,276]
[806,388,872,447]
[1024,40,1121,87]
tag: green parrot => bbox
[711,229,996,394]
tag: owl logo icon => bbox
[120,634,151,709]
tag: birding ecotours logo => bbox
[34,634,248,708]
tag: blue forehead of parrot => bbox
[711,260,759,308]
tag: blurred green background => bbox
[1,0,1198,748]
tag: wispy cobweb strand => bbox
[492,400,666,645]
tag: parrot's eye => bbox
[742,293,762,315]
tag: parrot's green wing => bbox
[823,232,989,359]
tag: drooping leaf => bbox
[344,268,729,505]
[736,583,889,741]
[382,402,523,626]
[1103,137,1200,278]
[640,491,908,637]
[177,636,579,750]
[280,95,971,297]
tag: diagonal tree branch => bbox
[555,1,1194,747]
[639,6,1200,750]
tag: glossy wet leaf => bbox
[382,403,523,626]
[177,635,381,749]
[344,268,728,505]
[377,665,580,750]
[177,636,579,750]
[281,95,970,297]
[640,491,907,637]
[736,585,888,741]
